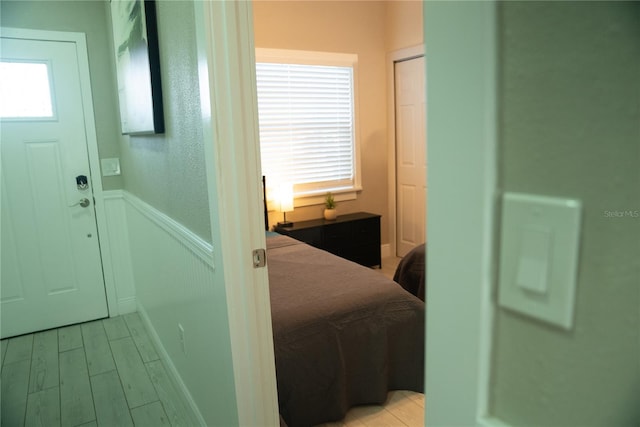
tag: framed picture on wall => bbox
[110,0,164,135]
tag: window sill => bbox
[266,187,361,211]
[293,187,361,208]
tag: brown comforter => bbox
[393,243,426,301]
[267,234,424,427]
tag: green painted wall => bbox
[4,2,235,423]
[111,2,236,424]
[2,0,211,241]
[1,0,123,191]
[114,0,211,242]
[492,1,640,424]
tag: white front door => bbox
[395,56,427,257]
[1,36,108,339]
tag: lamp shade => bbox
[277,183,294,213]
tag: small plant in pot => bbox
[324,192,337,220]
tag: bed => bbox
[393,243,426,301]
[266,233,424,427]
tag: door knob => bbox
[69,198,90,208]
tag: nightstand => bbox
[274,212,381,268]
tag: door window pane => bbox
[0,61,54,118]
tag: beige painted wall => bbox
[254,0,389,240]
[492,2,640,424]
[385,0,423,51]
[255,0,422,244]
[1,0,123,191]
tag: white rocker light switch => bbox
[498,192,582,330]
[515,225,552,295]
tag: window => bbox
[0,61,55,119]
[255,49,360,204]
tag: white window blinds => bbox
[255,57,357,196]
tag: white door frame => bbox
[386,44,425,258]
[193,1,500,426]
[0,27,120,318]
[424,1,500,425]
[193,2,279,426]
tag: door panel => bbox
[1,174,24,302]
[399,184,417,243]
[1,37,108,338]
[395,56,427,257]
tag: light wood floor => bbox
[0,313,198,427]
[2,258,424,427]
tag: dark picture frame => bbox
[110,0,164,135]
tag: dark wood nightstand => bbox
[274,212,381,268]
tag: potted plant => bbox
[324,192,337,220]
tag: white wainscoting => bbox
[102,190,217,424]
[102,190,136,315]
[122,191,225,425]
[124,192,213,266]
[137,304,207,426]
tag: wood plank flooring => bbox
[2,295,425,427]
[0,313,198,427]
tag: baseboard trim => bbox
[381,243,391,258]
[117,297,137,315]
[136,304,207,426]
[123,191,214,267]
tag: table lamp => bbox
[276,183,294,227]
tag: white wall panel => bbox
[102,191,136,314]
[122,191,236,426]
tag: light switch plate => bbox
[101,158,121,176]
[498,192,582,329]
